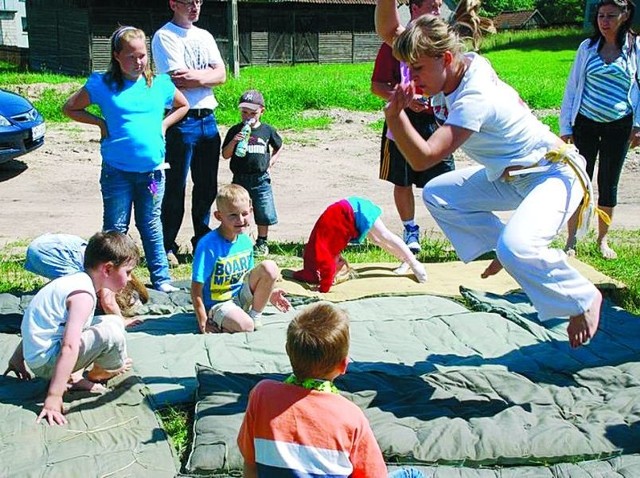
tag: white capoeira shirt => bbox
[435,52,559,181]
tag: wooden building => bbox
[26,0,384,75]
[492,9,548,31]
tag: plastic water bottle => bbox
[235,119,254,157]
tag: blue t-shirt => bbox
[192,229,255,310]
[346,196,382,243]
[85,72,175,172]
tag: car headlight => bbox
[0,115,12,127]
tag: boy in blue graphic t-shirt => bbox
[191,184,291,334]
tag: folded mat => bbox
[0,333,178,477]
[165,292,640,476]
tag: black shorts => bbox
[379,111,454,188]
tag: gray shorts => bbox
[29,314,127,378]
[207,273,254,329]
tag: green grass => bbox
[0,240,46,294]
[570,230,640,313]
[0,28,586,130]
[0,62,82,85]
[539,114,560,136]
[158,405,192,464]
[214,63,385,130]
[482,29,584,110]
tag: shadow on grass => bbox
[483,31,584,53]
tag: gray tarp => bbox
[171,292,640,476]
[3,285,640,477]
[0,333,179,477]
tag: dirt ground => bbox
[1,109,640,250]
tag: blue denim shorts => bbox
[25,233,86,279]
[233,172,278,226]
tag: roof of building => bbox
[493,9,548,29]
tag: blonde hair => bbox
[286,302,350,379]
[393,0,495,64]
[106,26,153,91]
[115,272,149,316]
[216,184,251,211]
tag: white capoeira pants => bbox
[423,161,598,321]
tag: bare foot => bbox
[481,258,503,279]
[67,377,108,393]
[333,266,355,285]
[86,358,133,383]
[567,289,602,348]
[599,240,617,260]
[564,236,577,257]
[3,356,32,381]
[124,316,144,328]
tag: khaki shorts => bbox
[207,273,254,329]
[29,314,127,379]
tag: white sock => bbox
[249,309,262,321]
[403,219,416,229]
[158,283,179,293]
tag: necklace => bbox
[284,374,339,394]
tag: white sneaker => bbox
[157,283,179,293]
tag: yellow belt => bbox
[545,144,611,239]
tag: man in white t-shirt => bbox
[152,0,227,265]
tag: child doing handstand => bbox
[292,196,427,292]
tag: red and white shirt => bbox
[237,379,387,477]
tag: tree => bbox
[480,0,536,17]
[536,0,584,26]
[480,0,584,25]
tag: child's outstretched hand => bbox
[37,395,66,426]
[269,288,291,312]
